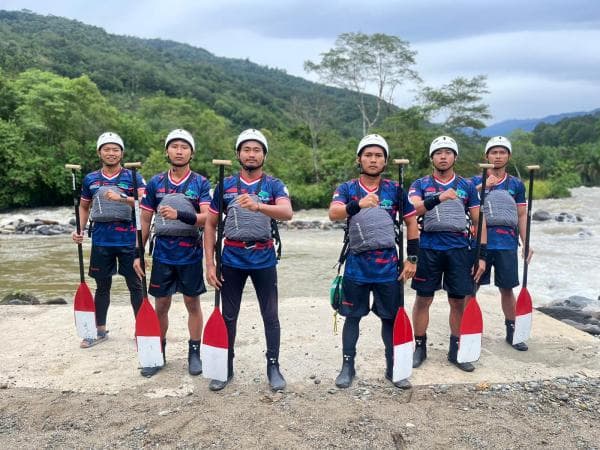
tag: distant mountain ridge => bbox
[481,108,600,137]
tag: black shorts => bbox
[89,245,137,279]
[148,259,207,298]
[339,278,402,320]
[479,249,519,289]
[411,247,473,298]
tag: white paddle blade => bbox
[457,333,481,363]
[75,311,97,340]
[136,336,164,368]
[513,312,532,345]
[393,341,414,382]
[201,344,229,381]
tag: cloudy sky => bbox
[4,0,600,123]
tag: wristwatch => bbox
[407,255,418,264]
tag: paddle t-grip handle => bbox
[393,159,410,165]
[212,159,232,166]
[124,162,142,169]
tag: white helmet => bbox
[165,129,195,152]
[96,132,124,151]
[429,135,458,156]
[356,134,389,160]
[485,136,512,154]
[235,129,268,153]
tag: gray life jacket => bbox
[224,175,272,242]
[348,181,396,254]
[154,172,200,237]
[89,170,132,222]
[484,177,518,228]
[422,176,468,233]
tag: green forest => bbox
[0,10,598,211]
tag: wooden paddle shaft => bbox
[523,164,540,286]
[213,163,227,308]
[67,164,85,282]
[128,163,149,296]
[471,164,493,294]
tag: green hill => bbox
[0,9,377,135]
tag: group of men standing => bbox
[72,128,532,392]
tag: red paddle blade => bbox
[74,282,97,340]
[74,282,95,311]
[457,296,483,363]
[393,307,414,382]
[514,287,533,344]
[201,307,229,381]
[135,297,163,368]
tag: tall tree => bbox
[305,32,420,135]
[419,75,491,130]
[290,94,331,182]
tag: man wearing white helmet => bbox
[72,132,145,348]
[204,128,293,391]
[472,136,532,351]
[328,134,419,389]
[408,135,486,372]
[134,129,212,377]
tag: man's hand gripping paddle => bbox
[66,164,97,341]
[201,159,231,382]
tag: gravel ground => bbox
[0,375,598,449]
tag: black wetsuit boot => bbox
[267,357,286,391]
[447,335,475,372]
[335,354,356,388]
[188,339,202,376]
[505,319,528,351]
[413,335,427,368]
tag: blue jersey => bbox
[331,178,416,283]
[472,173,526,250]
[409,174,479,250]
[81,168,145,247]
[209,173,290,270]
[142,170,212,265]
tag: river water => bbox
[1,187,599,312]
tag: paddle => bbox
[66,164,97,341]
[391,158,414,382]
[124,162,163,372]
[457,163,493,363]
[513,165,540,345]
[201,159,231,382]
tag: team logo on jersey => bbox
[380,199,393,210]
[258,190,271,202]
[456,188,467,199]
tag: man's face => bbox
[98,144,123,167]
[431,148,456,171]
[486,147,510,168]
[238,140,265,170]
[357,145,386,176]
[166,139,193,167]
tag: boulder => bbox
[0,292,40,305]
[532,210,552,221]
[45,297,68,305]
[537,295,600,335]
